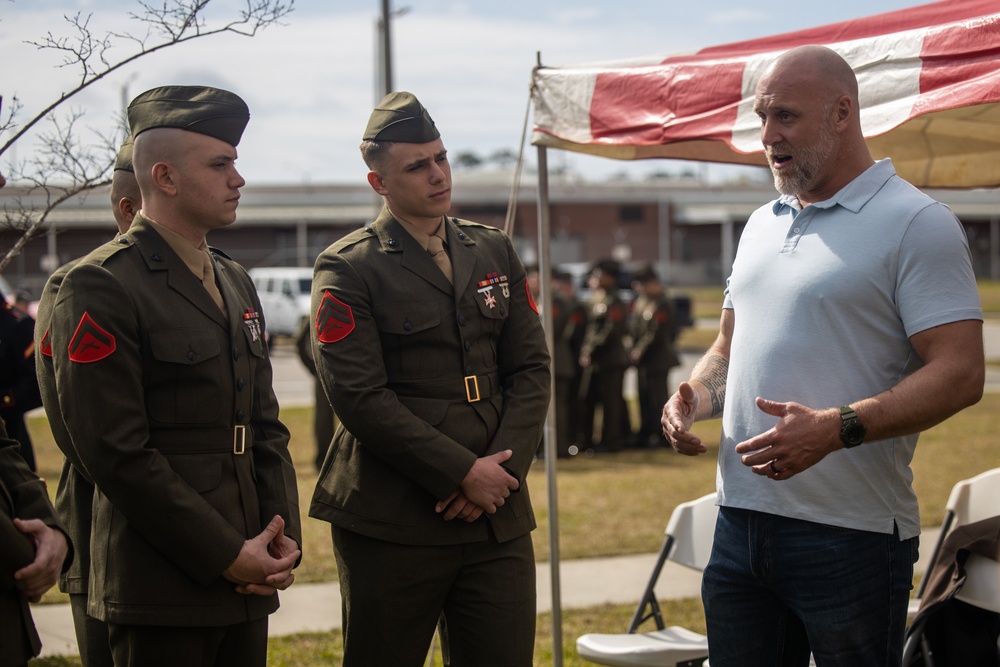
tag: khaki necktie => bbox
[427,234,453,284]
[201,250,226,312]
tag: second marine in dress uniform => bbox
[309,91,550,666]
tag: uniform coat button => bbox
[236,410,246,422]
[464,340,471,351]
[465,365,474,375]
[237,378,246,391]
[232,347,241,360]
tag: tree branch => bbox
[0,0,295,271]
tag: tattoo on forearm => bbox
[694,355,728,418]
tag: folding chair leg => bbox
[626,534,674,633]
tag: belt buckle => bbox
[233,424,247,455]
[464,375,481,403]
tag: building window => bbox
[619,205,644,223]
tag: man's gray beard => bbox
[768,122,836,197]
[773,169,808,196]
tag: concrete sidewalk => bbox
[33,528,938,658]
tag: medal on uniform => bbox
[477,272,509,309]
[242,307,262,342]
[478,285,497,309]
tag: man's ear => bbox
[367,170,387,196]
[834,95,854,132]
[150,162,177,196]
[119,196,139,225]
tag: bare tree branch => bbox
[3,0,294,158]
[0,0,295,272]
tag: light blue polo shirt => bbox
[719,159,982,539]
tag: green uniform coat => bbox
[309,209,551,545]
[48,214,300,627]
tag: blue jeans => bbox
[702,507,918,667]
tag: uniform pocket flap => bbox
[373,302,441,335]
[149,329,221,365]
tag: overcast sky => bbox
[3,0,925,186]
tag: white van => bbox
[248,267,313,340]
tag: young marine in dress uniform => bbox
[46,86,300,667]
[309,92,551,667]
[35,136,139,667]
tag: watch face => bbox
[842,421,866,447]
[840,407,866,448]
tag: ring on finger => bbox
[770,460,781,474]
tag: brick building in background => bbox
[3,172,1000,300]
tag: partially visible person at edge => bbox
[45,86,301,667]
[0,287,41,472]
[309,91,550,667]
[34,135,140,667]
[661,45,984,667]
[293,316,337,471]
[628,263,679,449]
[579,258,629,453]
[0,165,73,667]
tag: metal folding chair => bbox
[576,493,717,667]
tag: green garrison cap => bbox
[593,258,621,278]
[631,263,659,283]
[127,85,249,147]
[363,91,440,143]
[113,136,134,173]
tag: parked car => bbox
[248,267,313,342]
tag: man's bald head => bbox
[759,45,860,115]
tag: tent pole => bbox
[537,144,564,665]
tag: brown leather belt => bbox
[146,425,253,455]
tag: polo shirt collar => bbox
[772,158,896,217]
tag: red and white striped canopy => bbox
[530,0,1000,188]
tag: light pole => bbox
[375,1,410,102]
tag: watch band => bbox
[840,406,859,422]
